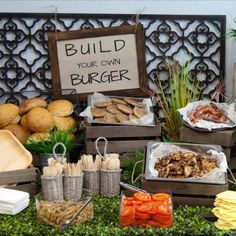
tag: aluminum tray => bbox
[145,142,227,185]
[86,94,155,127]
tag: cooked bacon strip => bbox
[187,103,229,124]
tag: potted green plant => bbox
[150,59,200,141]
[25,128,79,168]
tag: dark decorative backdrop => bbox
[0,13,226,104]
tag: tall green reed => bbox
[153,60,200,141]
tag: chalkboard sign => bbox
[48,24,147,101]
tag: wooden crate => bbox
[141,145,228,207]
[141,178,228,206]
[180,126,236,169]
[0,167,37,195]
[85,123,161,154]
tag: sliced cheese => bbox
[212,208,236,219]
[212,190,236,230]
[0,130,32,171]
[215,220,236,230]
[216,190,236,202]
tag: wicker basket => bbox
[63,174,83,201]
[83,170,100,194]
[41,175,64,201]
[100,169,121,198]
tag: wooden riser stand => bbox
[0,167,37,195]
[180,126,236,170]
[141,145,228,207]
[141,178,228,207]
[85,123,161,154]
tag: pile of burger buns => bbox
[0,98,76,144]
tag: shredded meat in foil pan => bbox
[154,151,218,179]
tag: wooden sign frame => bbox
[48,24,148,101]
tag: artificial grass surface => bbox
[0,195,235,236]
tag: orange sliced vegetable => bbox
[120,192,173,228]
[134,200,143,205]
[120,216,135,225]
[134,192,151,202]
[121,205,135,218]
[147,203,159,215]
[123,199,135,206]
[134,219,145,225]
[155,204,171,216]
[123,198,143,206]
[152,214,172,223]
[136,201,154,213]
[125,197,135,201]
[152,193,170,201]
[135,211,150,220]
[146,220,162,227]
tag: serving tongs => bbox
[62,196,92,229]
[120,182,148,194]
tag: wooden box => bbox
[141,177,228,206]
[0,167,37,195]
[141,142,228,206]
[180,126,236,169]
[85,123,161,154]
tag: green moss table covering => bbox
[0,196,235,236]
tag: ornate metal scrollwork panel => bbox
[0,13,225,104]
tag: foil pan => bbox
[84,93,155,127]
[145,142,227,185]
